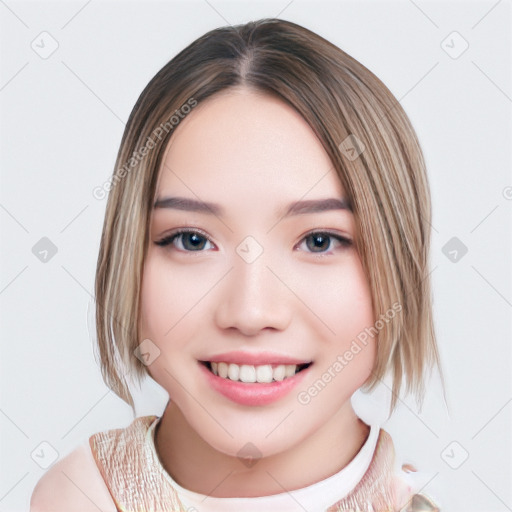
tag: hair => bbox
[94,18,443,415]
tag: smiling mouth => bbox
[200,361,312,383]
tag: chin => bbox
[190,410,302,460]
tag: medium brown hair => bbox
[95,18,443,414]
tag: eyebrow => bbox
[153,196,352,218]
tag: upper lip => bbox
[201,351,312,366]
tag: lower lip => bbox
[198,362,311,406]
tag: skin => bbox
[139,86,377,497]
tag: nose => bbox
[214,249,292,336]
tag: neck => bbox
[153,400,370,498]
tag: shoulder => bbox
[30,441,117,512]
[30,416,159,512]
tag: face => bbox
[140,88,376,459]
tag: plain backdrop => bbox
[1,0,511,510]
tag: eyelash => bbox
[154,228,352,256]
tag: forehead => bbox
[155,88,345,209]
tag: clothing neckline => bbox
[145,415,381,512]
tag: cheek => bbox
[139,252,208,340]
[139,254,199,384]
[296,260,377,410]
[140,258,170,341]
[295,255,374,338]
[295,255,377,387]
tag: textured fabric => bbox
[89,416,187,512]
[326,427,396,511]
[325,430,440,512]
[89,415,440,512]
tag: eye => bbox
[155,229,215,252]
[296,231,352,254]
[155,229,352,254]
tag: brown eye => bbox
[298,231,352,254]
[180,232,209,250]
[155,229,215,252]
[306,233,330,252]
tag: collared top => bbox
[88,415,440,512]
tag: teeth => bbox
[273,365,286,381]
[285,364,296,378]
[208,362,307,382]
[239,365,256,383]
[256,365,273,383]
[228,363,240,381]
[218,362,228,378]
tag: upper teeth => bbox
[211,362,299,383]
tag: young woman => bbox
[31,18,443,511]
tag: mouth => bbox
[199,360,313,383]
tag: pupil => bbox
[184,233,206,250]
[307,234,329,252]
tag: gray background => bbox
[1,0,511,510]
